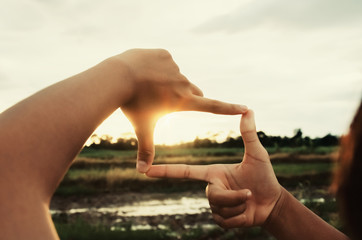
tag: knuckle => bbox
[178,74,189,83]
[173,64,180,73]
[212,214,227,228]
[163,165,169,178]
[137,149,154,160]
[183,165,191,178]
[219,209,229,218]
[208,100,219,112]
[219,207,237,218]
[231,104,241,113]
[157,49,172,59]
[209,204,219,213]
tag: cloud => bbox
[0,74,6,84]
[0,0,47,32]
[0,72,11,88]
[193,0,362,34]
[320,81,362,103]
[0,0,360,140]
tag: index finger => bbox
[146,164,210,182]
[186,95,248,115]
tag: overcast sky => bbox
[1,0,361,144]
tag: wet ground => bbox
[51,191,218,231]
[50,186,334,232]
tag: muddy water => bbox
[51,196,210,216]
[50,192,331,232]
[50,192,216,231]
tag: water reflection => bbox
[50,195,335,233]
[50,196,335,217]
[51,196,210,217]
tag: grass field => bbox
[79,146,338,159]
[56,146,338,196]
[64,162,333,183]
[53,146,343,240]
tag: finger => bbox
[212,213,248,229]
[190,83,204,97]
[146,164,210,181]
[135,124,155,173]
[240,109,266,157]
[210,203,247,218]
[207,184,251,207]
[186,95,248,115]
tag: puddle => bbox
[50,195,335,232]
[50,196,335,217]
[50,196,210,217]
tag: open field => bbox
[60,161,333,188]
[52,146,344,240]
[79,146,338,159]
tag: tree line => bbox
[85,129,339,150]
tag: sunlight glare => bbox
[154,112,182,145]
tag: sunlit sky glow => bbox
[1,0,361,145]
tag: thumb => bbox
[135,123,155,173]
[240,110,264,156]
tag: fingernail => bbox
[137,161,150,173]
[239,105,248,113]
[246,191,252,198]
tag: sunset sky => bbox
[1,0,361,145]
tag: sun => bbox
[154,113,180,145]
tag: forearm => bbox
[0,57,130,202]
[264,187,349,240]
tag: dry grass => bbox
[106,168,149,186]
[73,157,133,165]
[65,167,153,186]
[154,155,242,164]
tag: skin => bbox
[118,50,247,172]
[147,110,349,240]
[147,110,282,228]
[0,49,247,240]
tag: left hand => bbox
[115,49,247,173]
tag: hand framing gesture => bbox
[146,110,282,228]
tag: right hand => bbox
[113,49,248,173]
[146,110,282,228]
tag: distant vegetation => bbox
[53,130,343,240]
[85,129,339,151]
[60,145,338,197]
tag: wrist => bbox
[263,186,288,231]
[101,56,135,106]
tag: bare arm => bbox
[0,49,246,240]
[0,57,124,239]
[264,187,348,240]
[147,110,349,240]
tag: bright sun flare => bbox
[154,113,181,145]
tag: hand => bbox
[114,49,248,173]
[146,110,282,228]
